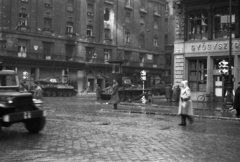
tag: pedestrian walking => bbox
[234,82,240,117]
[110,79,120,109]
[172,84,180,102]
[96,83,101,101]
[33,81,43,100]
[178,80,194,126]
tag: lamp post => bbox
[225,0,234,108]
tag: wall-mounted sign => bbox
[185,40,240,53]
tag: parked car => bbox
[0,69,46,133]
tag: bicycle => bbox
[197,92,215,102]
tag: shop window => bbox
[188,10,208,40]
[214,7,235,39]
[188,59,207,92]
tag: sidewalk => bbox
[119,96,239,121]
[77,93,239,120]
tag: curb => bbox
[100,109,240,121]
[109,102,240,121]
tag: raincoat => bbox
[178,81,193,115]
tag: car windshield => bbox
[0,74,18,86]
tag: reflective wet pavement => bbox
[0,97,240,162]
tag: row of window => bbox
[186,6,239,41]
[14,40,158,64]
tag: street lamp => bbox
[225,0,234,108]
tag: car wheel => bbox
[24,117,46,133]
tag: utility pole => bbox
[225,0,234,108]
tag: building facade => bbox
[0,0,169,93]
[165,0,175,85]
[173,0,240,101]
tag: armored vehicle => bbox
[37,80,77,97]
[0,69,46,133]
[100,60,151,102]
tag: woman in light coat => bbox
[178,80,194,126]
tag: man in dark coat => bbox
[234,82,240,117]
[96,84,101,101]
[110,79,120,109]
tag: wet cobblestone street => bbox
[0,97,240,162]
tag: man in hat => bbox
[234,82,240,117]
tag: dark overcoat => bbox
[110,84,120,104]
[234,86,240,115]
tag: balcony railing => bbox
[0,50,84,62]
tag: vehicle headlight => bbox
[7,97,15,104]
[33,99,43,109]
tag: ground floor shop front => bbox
[174,40,240,101]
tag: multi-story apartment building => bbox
[173,0,239,101]
[0,0,168,94]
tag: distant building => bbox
[173,0,239,101]
[0,0,169,94]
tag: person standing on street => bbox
[96,83,101,101]
[234,82,240,117]
[110,79,120,109]
[178,80,194,126]
[33,81,43,100]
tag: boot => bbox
[178,115,186,126]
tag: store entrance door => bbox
[213,76,225,101]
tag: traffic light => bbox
[141,96,147,104]
[219,60,229,75]
[140,70,146,81]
